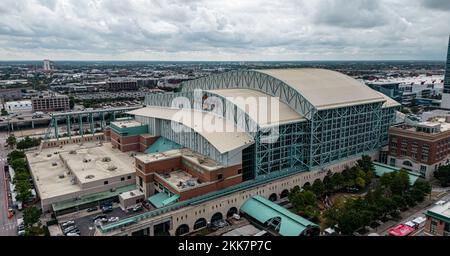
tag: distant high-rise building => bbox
[43,59,54,71]
[441,36,450,109]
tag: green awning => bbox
[162,194,180,206]
[240,195,318,236]
[148,192,170,208]
[148,192,180,208]
[373,162,420,185]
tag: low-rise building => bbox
[387,117,450,179]
[4,100,32,113]
[27,139,137,214]
[0,88,22,100]
[135,148,242,206]
[424,201,450,236]
[104,79,138,91]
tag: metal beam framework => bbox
[43,106,141,142]
[181,70,317,120]
[142,70,399,178]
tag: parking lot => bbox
[58,202,153,236]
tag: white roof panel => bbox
[128,107,254,154]
[207,88,306,127]
[256,69,386,110]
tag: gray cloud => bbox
[0,0,449,60]
[421,0,450,11]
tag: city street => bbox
[376,189,450,236]
[0,132,17,236]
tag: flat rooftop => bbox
[110,120,144,128]
[119,189,144,200]
[59,144,136,184]
[156,170,201,191]
[135,148,222,171]
[426,201,450,220]
[27,142,137,200]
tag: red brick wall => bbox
[136,157,183,175]
[177,175,242,201]
[424,216,446,236]
[110,130,141,152]
[388,129,450,165]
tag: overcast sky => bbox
[0,0,449,61]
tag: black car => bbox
[87,207,98,212]
[92,214,107,222]
[101,206,113,213]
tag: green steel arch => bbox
[181,70,318,120]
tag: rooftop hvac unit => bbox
[107,165,117,171]
[58,173,65,179]
[102,157,111,162]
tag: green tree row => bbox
[324,170,431,235]
[7,150,44,236]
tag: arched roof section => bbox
[240,195,318,236]
[182,69,389,118]
[181,70,317,120]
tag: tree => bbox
[332,172,345,191]
[409,180,432,203]
[355,177,366,189]
[13,171,30,184]
[288,190,319,221]
[302,183,312,191]
[23,206,41,228]
[434,165,450,187]
[379,170,410,196]
[323,171,335,193]
[6,134,16,149]
[7,150,25,161]
[69,96,75,109]
[9,158,26,170]
[312,179,325,198]
[357,155,375,174]
[1,108,8,116]
[15,179,31,203]
[16,136,41,150]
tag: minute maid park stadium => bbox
[33,68,400,236]
[136,68,400,180]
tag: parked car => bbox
[18,230,25,236]
[132,205,143,212]
[92,214,107,222]
[17,224,25,231]
[101,205,113,213]
[61,220,75,228]
[87,207,98,212]
[108,217,119,222]
[63,225,78,234]
[66,232,80,236]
